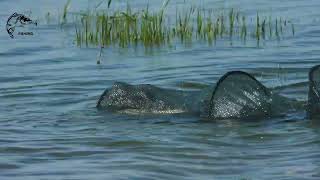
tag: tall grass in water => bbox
[255,13,260,44]
[240,16,247,41]
[229,8,235,38]
[61,0,71,26]
[72,1,295,49]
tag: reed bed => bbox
[71,1,295,48]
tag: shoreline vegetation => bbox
[58,0,295,49]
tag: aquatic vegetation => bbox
[61,0,71,26]
[70,1,295,49]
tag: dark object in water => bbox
[207,71,272,119]
[308,65,320,119]
[97,65,319,120]
[97,82,199,114]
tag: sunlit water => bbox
[1,0,320,179]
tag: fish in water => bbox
[97,65,320,120]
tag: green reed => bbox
[71,1,295,48]
[240,15,247,40]
[275,18,280,40]
[61,0,71,26]
[261,19,266,40]
[256,13,260,41]
[196,8,203,38]
[268,16,272,38]
[229,8,235,37]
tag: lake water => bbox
[1,0,320,179]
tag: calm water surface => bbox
[1,0,320,179]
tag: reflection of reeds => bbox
[72,1,294,48]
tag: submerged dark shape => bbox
[97,82,199,114]
[97,71,300,120]
[308,65,320,118]
[207,71,272,119]
[97,65,320,120]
